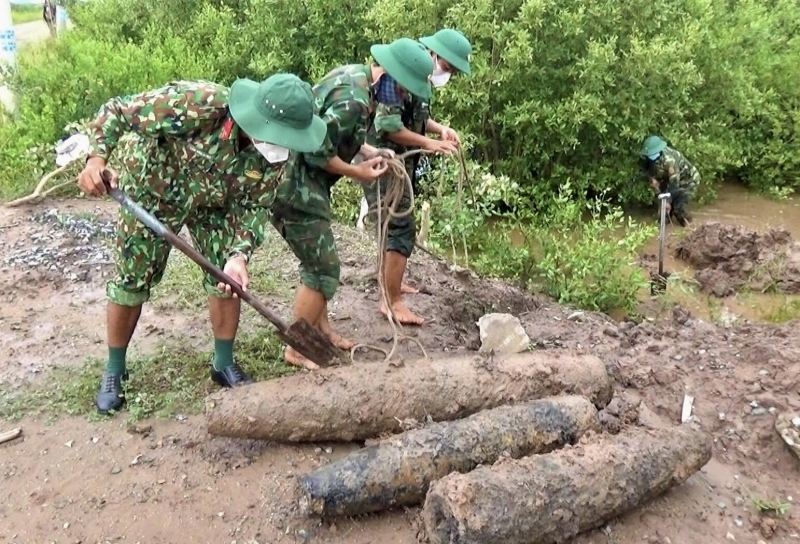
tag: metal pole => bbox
[0,0,17,115]
[657,192,670,277]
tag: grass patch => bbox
[150,229,298,311]
[752,495,792,516]
[11,5,42,25]
[0,328,297,424]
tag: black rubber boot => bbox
[210,360,254,388]
[95,372,128,414]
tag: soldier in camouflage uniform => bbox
[77,74,328,414]
[360,28,473,326]
[269,37,435,370]
[640,135,701,226]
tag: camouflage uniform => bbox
[649,146,700,225]
[361,81,431,258]
[87,80,281,307]
[270,64,374,300]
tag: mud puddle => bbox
[501,181,800,324]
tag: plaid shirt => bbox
[375,74,404,105]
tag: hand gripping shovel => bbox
[100,171,347,368]
[650,192,672,296]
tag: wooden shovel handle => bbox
[101,171,291,333]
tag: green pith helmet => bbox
[641,135,667,158]
[419,28,473,75]
[370,37,435,99]
[228,73,327,152]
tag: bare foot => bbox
[318,318,356,350]
[380,300,425,325]
[401,283,419,294]
[284,347,320,371]
[327,329,356,350]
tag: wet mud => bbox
[297,395,601,517]
[203,352,612,442]
[675,222,800,296]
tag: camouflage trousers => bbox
[361,164,416,258]
[269,170,341,300]
[107,178,237,307]
[668,188,693,227]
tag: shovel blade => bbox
[650,271,671,296]
[276,318,348,368]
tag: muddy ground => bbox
[2,197,800,544]
[676,222,800,297]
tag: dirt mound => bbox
[675,222,800,296]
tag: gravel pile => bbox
[1,208,116,281]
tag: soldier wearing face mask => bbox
[77,74,328,414]
[359,28,473,327]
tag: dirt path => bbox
[14,20,51,47]
[2,197,800,543]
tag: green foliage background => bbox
[0,0,798,313]
[2,0,798,203]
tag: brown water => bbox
[501,181,800,324]
[631,181,800,324]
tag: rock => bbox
[774,411,800,460]
[606,397,622,417]
[110,465,121,475]
[477,313,530,354]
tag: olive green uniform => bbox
[269,64,374,300]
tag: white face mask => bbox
[431,64,451,87]
[253,141,290,164]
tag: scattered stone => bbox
[110,465,121,475]
[477,313,531,354]
[726,532,735,540]
[1,209,115,282]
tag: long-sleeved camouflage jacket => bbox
[368,86,431,157]
[295,64,374,186]
[86,80,280,262]
[650,146,700,196]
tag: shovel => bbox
[650,192,672,296]
[100,171,347,368]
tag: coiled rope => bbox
[349,147,473,364]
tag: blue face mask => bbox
[647,152,660,161]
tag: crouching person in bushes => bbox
[639,135,701,226]
[76,74,328,414]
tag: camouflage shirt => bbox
[86,80,280,261]
[368,88,432,155]
[294,64,375,191]
[650,146,700,195]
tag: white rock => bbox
[477,313,531,354]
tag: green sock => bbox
[107,346,127,375]
[213,338,235,371]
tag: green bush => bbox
[417,152,657,313]
[0,0,798,312]
[4,0,798,203]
